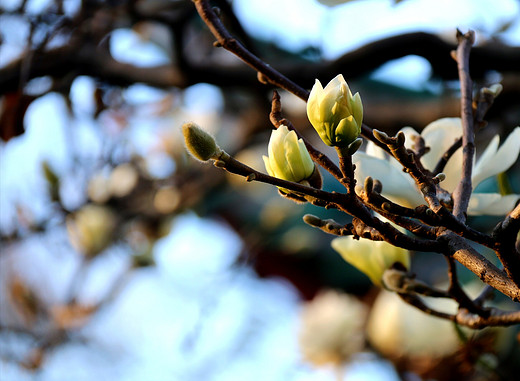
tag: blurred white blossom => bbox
[367,290,463,358]
[66,204,117,257]
[299,289,367,366]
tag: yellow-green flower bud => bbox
[331,236,410,286]
[182,122,222,161]
[307,74,363,147]
[263,125,315,183]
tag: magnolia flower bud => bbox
[262,125,316,183]
[307,74,363,147]
[182,122,222,161]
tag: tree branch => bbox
[438,230,520,302]
[452,30,476,222]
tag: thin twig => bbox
[433,137,462,175]
[455,308,520,329]
[446,256,489,317]
[398,293,520,328]
[399,294,455,321]
[451,30,476,222]
[192,0,390,150]
[193,0,308,99]
[217,153,442,252]
[372,129,443,212]
[492,204,520,287]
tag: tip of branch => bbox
[373,179,383,193]
[364,176,374,194]
[303,214,322,227]
[373,129,390,143]
[456,29,475,45]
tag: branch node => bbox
[257,72,269,85]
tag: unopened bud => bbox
[263,125,315,183]
[182,122,222,161]
[347,137,363,155]
[307,74,363,147]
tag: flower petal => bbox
[365,141,387,160]
[352,92,363,125]
[262,155,274,177]
[270,126,292,178]
[353,153,424,207]
[399,126,421,152]
[335,115,359,146]
[468,193,520,216]
[307,79,324,126]
[420,118,463,191]
[472,127,520,188]
[297,138,315,176]
[284,130,306,180]
[332,237,385,285]
[332,237,409,286]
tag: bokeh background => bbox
[1,0,520,380]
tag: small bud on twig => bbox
[303,214,322,227]
[182,122,223,162]
[347,137,363,155]
[396,131,406,146]
[364,177,374,194]
[373,179,383,193]
[373,129,389,143]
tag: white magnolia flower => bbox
[353,118,520,215]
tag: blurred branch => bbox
[399,294,520,328]
[2,4,520,97]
